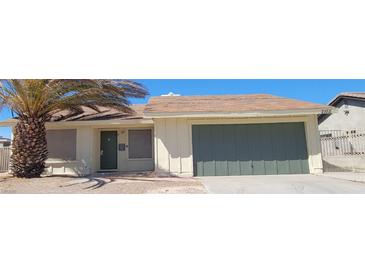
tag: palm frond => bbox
[0,79,148,119]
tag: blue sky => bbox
[1,79,365,138]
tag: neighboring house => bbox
[0,94,331,177]
[318,92,365,172]
[319,92,365,131]
[0,136,11,148]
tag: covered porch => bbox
[44,119,154,176]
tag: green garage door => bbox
[192,122,309,176]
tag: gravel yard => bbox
[0,172,206,194]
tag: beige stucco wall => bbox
[43,122,154,176]
[45,126,95,176]
[93,127,154,173]
[319,99,365,130]
[10,114,323,177]
[154,118,192,176]
[323,155,365,172]
[153,115,323,176]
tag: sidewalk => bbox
[319,172,365,183]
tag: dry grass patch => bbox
[0,172,206,194]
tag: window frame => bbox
[46,129,77,161]
[127,128,153,160]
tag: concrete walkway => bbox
[198,173,365,194]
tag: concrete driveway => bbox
[198,173,365,194]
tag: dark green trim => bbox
[100,131,118,170]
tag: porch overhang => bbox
[0,118,154,127]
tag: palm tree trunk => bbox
[11,117,48,178]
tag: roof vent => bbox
[161,92,181,96]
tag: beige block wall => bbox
[154,115,323,176]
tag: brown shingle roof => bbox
[50,104,146,121]
[144,94,330,115]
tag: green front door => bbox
[192,123,309,176]
[100,131,118,170]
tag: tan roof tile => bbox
[50,104,146,121]
[144,94,329,114]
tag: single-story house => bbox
[0,94,332,177]
[319,92,365,131]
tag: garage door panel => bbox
[201,126,214,175]
[294,123,310,174]
[250,124,266,175]
[262,125,278,175]
[301,159,310,174]
[282,123,298,174]
[289,159,303,174]
[285,123,304,174]
[291,123,306,174]
[274,123,291,174]
[276,123,291,174]
[214,125,228,176]
[225,125,240,176]
[199,125,214,176]
[192,122,309,176]
[237,125,253,175]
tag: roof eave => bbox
[144,108,334,118]
[0,119,17,127]
[0,118,154,127]
[328,94,365,106]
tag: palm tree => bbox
[0,80,148,178]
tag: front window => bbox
[128,129,152,159]
[46,129,77,160]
